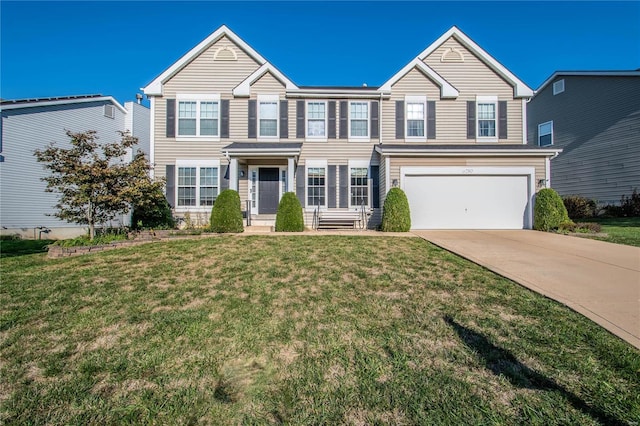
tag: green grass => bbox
[0,239,56,258]
[1,236,638,424]
[583,217,640,247]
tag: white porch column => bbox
[229,158,238,191]
[287,157,295,193]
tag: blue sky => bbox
[2,1,639,106]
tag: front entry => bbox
[258,168,280,214]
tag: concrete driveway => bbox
[413,230,640,349]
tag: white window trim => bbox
[257,94,280,141]
[305,159,328,211]
[538,121,554,146]
[348,101,370,142]
[305,100,328,142]
[553,79,565,95]
[476,95,498,143]
[176,94,221,141]
[175,159,221,213]
[405,95,427,142]
[348,160,370,209]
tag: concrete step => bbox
[244,225,273,233]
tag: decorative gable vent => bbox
[440,47,464,63]
[104,104,115,119]
[553,79,565,95]
[214,46,238,61]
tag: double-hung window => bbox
[405,96,426,140]
[538,121,553,146]
[307,102,326,138]
[476,96,497,141]
[306,161,327,208]
[349,165,369,207]
[177,94,220,138]
[349,102,369,139]
[176,160,220,209]
[258,95,279,138]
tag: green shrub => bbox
[275,192,304,232]
[621,188,640,217]
[131,186,176,230]
[558,221,602,234]
[563,195,597,220]
[381,188,411,232]
[534,188,571,231]
[210,190,244,233]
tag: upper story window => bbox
[405,96,426,140]
[258,95,279,138]
[553,79,565,95]
[538,121,553,146]
[307,101,326,138]
[349,101,369,139]
[476,96,497,141]
[177,94,220,138]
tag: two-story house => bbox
[143,26,559,230]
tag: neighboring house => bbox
[0,95,150,239]
[143,25,559,230]
[527,71,640,205]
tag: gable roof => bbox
[404,26,533,98]
[142,25,298,96]
[534,70,640,95]
[0,94,127,113]
[233,63,297,97]
[379,58,459,98]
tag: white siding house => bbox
[0,95,150,239]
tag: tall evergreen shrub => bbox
[210,190,244,233]
[275,192,304,232]
[381,188,411,232]
[534,188,570,231]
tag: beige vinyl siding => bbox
[249,72,286,96]
[388,156,547,188]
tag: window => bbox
[405,96,427,139]
[307,167,326,207]
[307,102,326,138]
[350,167,369,207]
[475,96,498,140]
[553,79,565,95]
[538,121,553,146]
[176,163,219,208]
[349,102,369,138]
[258,97,278,138]
[177,95,220,137]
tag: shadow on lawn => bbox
[444,315,624,426]
[0,240,55,258]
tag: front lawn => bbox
[1,236,638,424]
[582,217,640,247]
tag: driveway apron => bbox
[413,230,640,349]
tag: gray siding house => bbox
[527,71,640,204]
[0,95,150,239]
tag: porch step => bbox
[249,219,275,227]
[244,225,273,233]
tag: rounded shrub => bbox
[381,187,411,232]
[210,189,244,233]
[562,195,597,220]
[131,186,175,230]
[534,188,571,231]
[275,192,304,232]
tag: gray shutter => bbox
[339,165,348,208]
[427,100,436,140]
[370,101,379,139]
[166,99,175,138]
[328,101,336,139]
[371,165,380,209]
[279,100,289,139]
[339,101,348,139]
[165,165,175,208]
[220,100,230,138]
[395,100,404,139]
[498,101,507,139]
[220,165,229,191]
[328,165,337,208]
[467,101,476,139]
[248,100,257,139]
[296,165,305,206]
[296,101,305,139]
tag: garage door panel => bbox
[404,175,529,229]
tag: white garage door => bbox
[404,174,531,229]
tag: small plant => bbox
[183,212,194,230]
[563,195,597,220]
[381,188,411,232]
[275,192,304,232]
[210,190,244,233]
[534,188,571,232]
[558,221,602,234]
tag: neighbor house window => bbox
[349,102,369,138]
[553,79,565,95]
[538,121,553,146]
[350,167,369,207]
[307,167,326,207]
[258,96,278,137]
[177,95,220,137]
[307,102,326,138]
[176,162,219,208]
